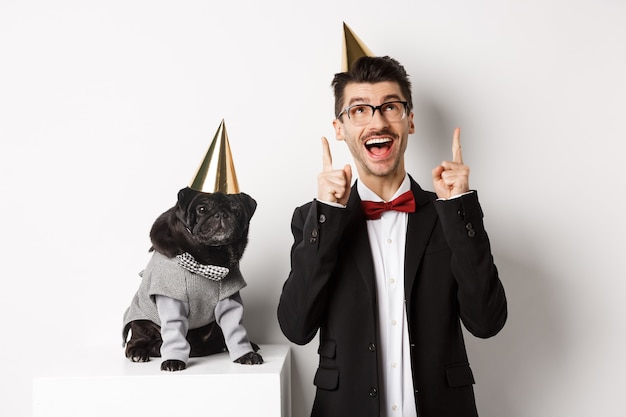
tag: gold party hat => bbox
[189,119,240,194]
[341,22,374,72]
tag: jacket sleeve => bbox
[434,191,508,338]
[277,200,351,345]
[155,295,191,363]
[215,292,254,361]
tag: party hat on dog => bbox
[341,22,374,72]
[189,119,240,194]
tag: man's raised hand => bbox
[432,128,470,199]
[318,137,352,205]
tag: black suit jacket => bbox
[278,177,507,417]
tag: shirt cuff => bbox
[436,190,474,201]
[316,199,347,209]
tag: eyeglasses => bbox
[337,101,409,126]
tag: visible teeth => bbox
[365,138,391,146]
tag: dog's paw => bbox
[161,359,186,372]
[234,351,264,365]
[126,348,151,363]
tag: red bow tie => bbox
[361,190,416,220]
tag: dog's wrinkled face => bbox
[149,188,257,263]
[176,189,256,247]
[178,193,252,246]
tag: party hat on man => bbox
[341,22,374,72]
[189,119,240,194]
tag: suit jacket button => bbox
[369,387,378,397]
[318,214,326,223]
[309,237,317,244]
[468,229,476,237]
[311,229,319,237]
[368,343,376,352]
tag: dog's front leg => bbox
[155,295,191,371]
[215,292,264,365]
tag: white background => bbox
[1,1,625,416]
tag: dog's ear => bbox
[175,187,196,231]
[237,192,257,221]
[149,206,183,257]
[177,188,195,211]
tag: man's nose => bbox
[368,107,389,127]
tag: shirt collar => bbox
[357,173,411,203]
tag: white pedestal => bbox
[33,344,291,417]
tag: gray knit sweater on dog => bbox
[123,251,247,330]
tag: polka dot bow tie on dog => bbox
[176,252,230,281]
[360,190,416,220]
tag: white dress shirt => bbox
[358,175,418,417]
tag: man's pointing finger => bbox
[321,136,333,172]
[452,127,463,164]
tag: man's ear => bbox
[332,118,345,141]
[408,111,415,134]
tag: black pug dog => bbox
[122,187,263,371]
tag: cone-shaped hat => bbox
[341,22,374,72]
[189,119,240,194]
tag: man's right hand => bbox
[317,137,352,205]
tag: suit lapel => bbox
[345,185,377,306]
[344,179,438,310]
[404,178,438,301]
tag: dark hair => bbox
[331,56,413,119]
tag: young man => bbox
[277,56,507,417]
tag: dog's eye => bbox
[197,206,207,215]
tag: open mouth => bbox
[365,137,393,158]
